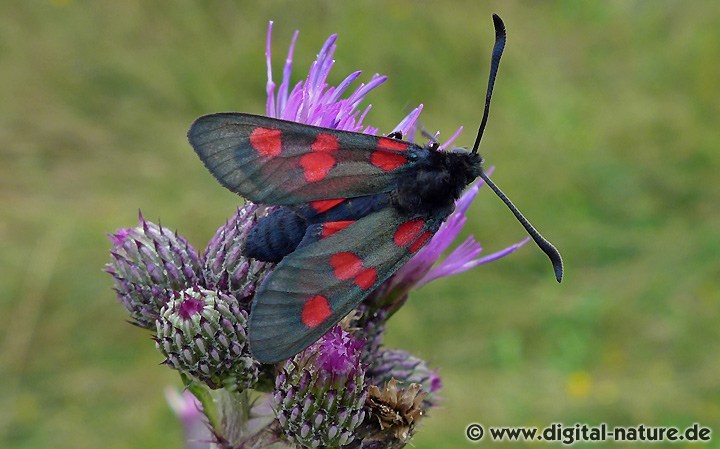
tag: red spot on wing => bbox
[371,151,407,171]
[311,133,339,152]
[377,137,409,151]
[249,128,282,157]
[354,267,377,290]
[321,220,355,238]
[409,231,433,253]
[300,152,336,182]
[394,219,425,246]
[301,295,332,328]
[329,251,378,290]
[330,252,363,280]
[311,198,344,213]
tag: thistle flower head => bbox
[274,326,366,448]
[155,286,259,391]
[315,326,365,380]
[105,212,200,328]
[203,203,275,303]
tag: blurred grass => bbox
[1,1,719,448]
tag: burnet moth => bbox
[188,14,563,363]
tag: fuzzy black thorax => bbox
[394,148,482,215]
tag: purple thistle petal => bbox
[265,21,276,118]
[392,104,424,137]
[347,74,387,108]
[438,126,464,151]
[178,297,204,320]
[417,237,530,287]
[455,166,494,214]
[278,30,299,114]
[416,236,483,287]
[264,22,422,136]
[307,34,337,93]
[356,104,372,128]
[326,71,362,104]
[282,81,304,119]
[313,326,363,379]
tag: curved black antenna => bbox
[472,14,564,282]
[479,171,564,282]
[472,14,506,154]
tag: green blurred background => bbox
[1,1,718,448]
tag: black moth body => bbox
[188,14,563,363]
[244,147,482,264]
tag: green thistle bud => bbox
[274,326,367,449]
[366,349,442,407]
[155,286,259,391]
[203,204,275,302]
[105,212,200,328]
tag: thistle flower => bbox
[202,203,275,303]
[105,212,200,328]
[155,286,259,391]
[273,326,367,448]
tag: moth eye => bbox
[427,141,440,151]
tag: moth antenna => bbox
[478,170,564,282]
[471,15,562,281]
[472,14,506,154]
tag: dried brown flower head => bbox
[366,379,428,442]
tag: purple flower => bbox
[265,21,422,136]
[274,326,367,448]
[313,325,364,380]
